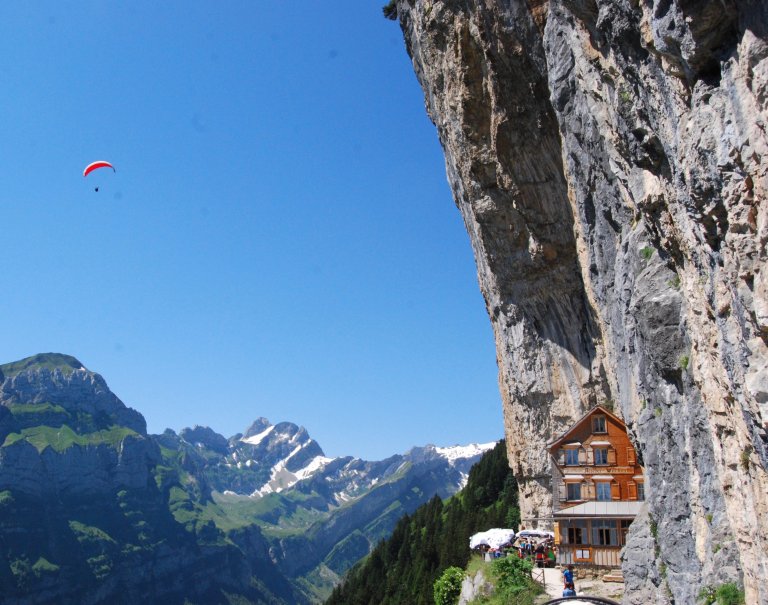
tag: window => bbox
[620,520,632,545]
[594,448,609,465]
[567,526,582,544]
[637,482,645,501]
[592,520,617,545]
[592,415,607,433]
[596,482,611,501]
[567,483,582,501]
[566,521,588,544]
[565,448,579,466]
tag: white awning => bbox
[469,528,516,549]
[554,501,644,518]
[590,441,611,446]
[591,475,615,480]
[564,475,584,480]
[633,475,645,480]
[563,442,582,448]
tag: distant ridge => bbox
[0,353,499,604]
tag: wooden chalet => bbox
[547,405,645,568]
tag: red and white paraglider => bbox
[83,160,115,191]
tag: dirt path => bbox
[534,567,625,603]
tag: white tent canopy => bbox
[469,528,517,550]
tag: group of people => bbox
[475,538,578,597]
[515,537,557,568]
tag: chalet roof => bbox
[547,405,627,452]
[553,501,644,519]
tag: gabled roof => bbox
[547,405,627,452]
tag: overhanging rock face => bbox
[393,0,768,602]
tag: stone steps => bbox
[602,571,625,583]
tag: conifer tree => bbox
[326,441,519,605]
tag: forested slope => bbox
[325,440,519,605]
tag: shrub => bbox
[491,555,541,600]
[640,246,654,260]
[619,87,632,105]
[698,582,745,605]
[679,355,690,371]
[382,0,397,19]
[715,582,745,605]
[433,566,464,605]
[649,515,658,539]
[740,446,753,471]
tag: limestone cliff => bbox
[390,0,768,602]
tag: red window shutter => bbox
[627,446,636,466]
[611,481,621,500]
[607,448,617,465]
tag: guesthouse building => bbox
[548,405,645,568]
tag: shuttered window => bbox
[627,447,636,466]
[594,448,609,465]
[607,448,617,465]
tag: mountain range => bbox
[0,353,495,604]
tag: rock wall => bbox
[393,0,768,602]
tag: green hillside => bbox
[325,440,519,605]
[0,353,84,377]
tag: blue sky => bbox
[0,2,502,460]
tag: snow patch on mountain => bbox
[435,442,496,464]
[254,453,334,496]
[295,454,334,481]
[241,424,275,446]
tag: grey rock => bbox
[395,0,768,602]
[179,425,229,454]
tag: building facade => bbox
[548,406,645,568]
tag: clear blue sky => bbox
[0,2,502,460]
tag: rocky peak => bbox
[180,425,229,454]
[0,353,145,434]
[243,417,271,439]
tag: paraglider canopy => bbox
[83,161,115,177]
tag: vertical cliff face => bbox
[394,0,768,602]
